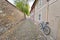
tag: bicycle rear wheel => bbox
[43,26,51,35]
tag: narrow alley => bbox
[0,0,60,40]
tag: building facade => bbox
[30,0,60,40]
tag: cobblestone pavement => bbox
[0,19,47,40]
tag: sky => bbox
[8,0,35,11]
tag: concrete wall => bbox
[48,0,60,40]
[31,0,60,40]
[30,9,35,21]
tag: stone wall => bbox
[0,0,24,36]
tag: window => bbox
[39,0,43,7]
[38,0,45,8]
[39,14,41,20]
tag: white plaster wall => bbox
[34,0,60,40]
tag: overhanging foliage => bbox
[15,0,30,16]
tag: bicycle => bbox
[39,21,51,35]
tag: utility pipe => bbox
[46,0,49,22]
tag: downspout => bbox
[46,0,49,22]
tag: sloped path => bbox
[0,19,47,40]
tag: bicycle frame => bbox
[40,21,50,35]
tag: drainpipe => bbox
[46,0,49,23]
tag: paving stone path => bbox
[0,19,47,40]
